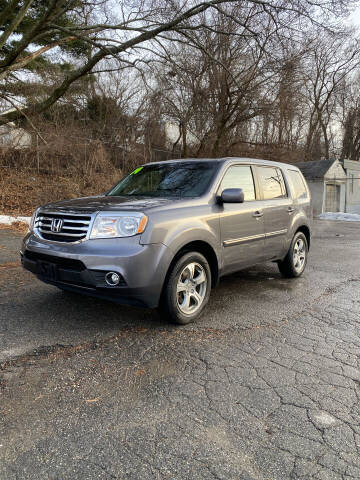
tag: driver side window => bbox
[220,165,256,201]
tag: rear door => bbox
[218,164,266,274]
[255,165,293,260]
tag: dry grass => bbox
[0,136,125,216]
[0,222,29,234]
[0,167,122,216]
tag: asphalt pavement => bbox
[0,220,359,479]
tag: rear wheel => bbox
[278,232,308,278]
[160,252,211,325]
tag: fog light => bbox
[105,271,120,286]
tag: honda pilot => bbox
[21,158,311,324]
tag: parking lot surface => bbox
[0,220,359,479]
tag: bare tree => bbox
[340,75,360,160]
[150,5,293,156]
[302,30,360,160]
[0,0,354,127]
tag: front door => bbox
[218,164,266,274]
[325,183,340,212]
[255,165,293,260]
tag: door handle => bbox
[253,210,264,218]
[287,207,295,214]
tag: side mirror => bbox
[220,188,245,203]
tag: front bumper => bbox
[21,232,172,308]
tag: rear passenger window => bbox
[257,166,287,200]
[220,165,256,201]
[288,170,308,199]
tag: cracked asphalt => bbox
[0,220,359,479]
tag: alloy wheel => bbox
[293,238,306,273]
[176,262,207,315]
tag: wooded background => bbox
[1,0,360,214]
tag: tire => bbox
[278,231,308,278]
[160,252,212,325]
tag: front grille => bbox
[24,250,86,271]
[34,212,92,243]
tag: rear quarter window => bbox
[288,170,308,199]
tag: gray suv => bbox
[21,158,311,324]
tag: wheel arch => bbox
[162,240,219,293]
[295,225,311,249]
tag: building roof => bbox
[296,159,337,179]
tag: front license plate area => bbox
[38,261,58,281]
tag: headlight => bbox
[90,212,148,239]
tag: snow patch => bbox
[318,212,360,222]
[0,215,31,226]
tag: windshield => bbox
[107,162,218,198]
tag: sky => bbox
[349,6,360,25]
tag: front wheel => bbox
[278,232,308,278]
[160,252,212,325]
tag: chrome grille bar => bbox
[38,228,86,237]
[37,222,88,231]
[38,216,91,225]
[34,211,93,243]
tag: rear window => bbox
[257,166,287,200]
[288,170,308,199]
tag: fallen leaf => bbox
[85,397,101,403]
[136,328,148,333]
[0,262,20,270]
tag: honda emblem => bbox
[51,218,63,233]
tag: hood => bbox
[41,195,180,214]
